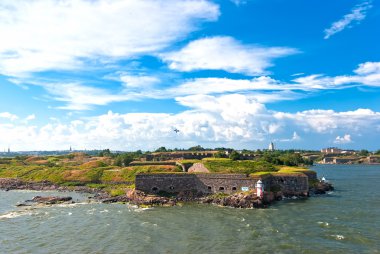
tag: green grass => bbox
[202,159,277,174]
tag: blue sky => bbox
[0,0,379,151]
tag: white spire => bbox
[268,142,275,151]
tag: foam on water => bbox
[332,234,345,240]
[0,209,35,220]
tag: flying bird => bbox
[173,128,180,133]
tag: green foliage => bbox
[110,189,126,197]
[86,183,108,189]
[61,182,84,187]
[358,149,369,156]
[213,151,226,158]
[84,168,104,183]
[203,159,276,175]
[98,149,112,157]
[258,151,313,166]
[188,145,205,151]
[229,151,240,161]
[113,153,133,167]
[155,146,167,152]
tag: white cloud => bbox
[324,1,373,39]
[42,82,130,110]
[25,114,36,121]
[334,134,352,144]
[277,131,301,142]
[2,93,380,151]
[355,62,380,75]
[0,112,18,121]
[230,0,248,6]
[120,75,161,89]
[275,108,380,134]
[0,0,219,77]
[9,61,380,111]
[160,36,298,76]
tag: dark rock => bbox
[30,196,73,205]
[310,181,334,195]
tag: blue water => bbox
[0,165,379,253]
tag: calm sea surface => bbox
[0,165,379,254]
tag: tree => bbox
[99,149,111,157]
[359,149,369,156]
[229,151,240,161]
[113,153,133,167]
[189,145,205,151]
[213,151,226,158]
[155,147,167,152]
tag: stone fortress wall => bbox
[135,172,310,196]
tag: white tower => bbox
[255,180,264,198]
[268,142,275,151]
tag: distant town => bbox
[1,143,379,165]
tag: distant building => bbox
[7,147,10,154]
[144,151,219,162]
[321,147,342,154]
[268,142,275,151]
[367,156,380,164]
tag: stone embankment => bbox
[1,178,335,209]
[0,178,106,194]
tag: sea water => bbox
[0,165,379,253]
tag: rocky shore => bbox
[1,178,334,209]
[0,178,106,194]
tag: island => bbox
[0,147,334,208]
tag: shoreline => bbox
[0,178,334,209]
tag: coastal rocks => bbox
[201,191,269,208]
[100,189,177,206]
[16,196,73,206]
[0,178,106,195]
[30,196,73,205]
[310,181,334,195]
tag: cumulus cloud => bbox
[334,134,352,144]
[0,0,219,77]
[160,36,298,76]
[9,60,379,111]
[0,112,19,121]
[274,108,380,134]
[25,114,36,121]
[277,132,301,142]
[1,95,380,150]
[355,62,380,75]
[324,1,373,39]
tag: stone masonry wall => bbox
[270,173,309,196]
[135,173,310,196]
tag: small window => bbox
[219,187,225,191]
[152,187,158,192]
[207,186,212,190]
[232,187,237,191]
[169,186,175,190]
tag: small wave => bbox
[55,202,89,208]
[318,221,330,227]
[127,204,152,212]
[99,209,109,213]
[331,234,345,240]
[12,190,52,193]
[0,210,34,220]
[327,191,334,195]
